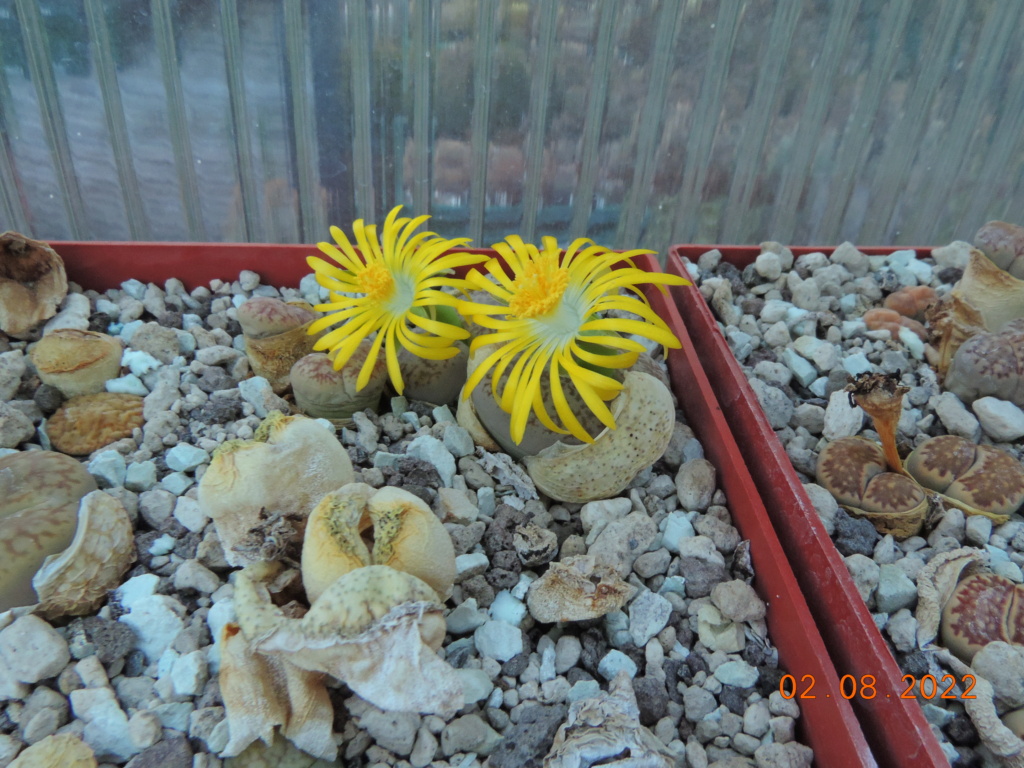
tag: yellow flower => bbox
[306,206,484,394]
[457,235,690,444]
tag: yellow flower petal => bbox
[581,317,681,348]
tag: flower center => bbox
[357,262,395,303]
[509,264,569,319]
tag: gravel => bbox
[0,270,814,767]
[692,240,1024,767]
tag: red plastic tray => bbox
[667,245,947,768]
[49,241,876,767]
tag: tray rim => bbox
[666,243,949,767]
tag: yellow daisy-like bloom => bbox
[306,206,484,394]
[457,235,690,444]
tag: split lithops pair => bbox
[0,451,134,619]
[197,411,354,567]
[226,484,460,725]
[236,296,321,393]
[304,205,480,409]
[453,235,687,503]
[816,372,1024,538]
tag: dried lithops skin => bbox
[235,565,461,716]
[0,451,96,612]
[290,344,386,426]
[815,437,928,539]
[513,523,559,567]
[0,231,68,338]
[455,387,501,452]
[198,412,354,567]
[46,393,145,456]
[927,292,987,377]
[33,490,135,620]
[397,340,468,405]
[219,623,336,761]
[545,669,674,768]
[906,434,1024,519]
[526,555,637,623]
[955,249,1024,334]
[225,736,341,768]
[975,220,1024,279]
[915,547,985,650]
[30,329,123,398]
[9,732,97,768]
[237,298,320,393]
[941,573,1024,663]
[944,321,1024,406]
[524,372,675,503]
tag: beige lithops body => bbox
[237,297,320,393]
[9,732,97,768]
[234,564,461,716]
[526,555,636,623]
[523,371,675,503]
[198,412,354,567]
[0,231,68,338]
[943,320,1024,406]
[290,343,387,426]
[46,393,145,456]
[0,451,96,612]
[33,490,135,620]
[302,484,455,604]
[30,329,123,398]
[816,437,928,539]
[906,434,1024,519]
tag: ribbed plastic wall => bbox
[1,0,1022,253]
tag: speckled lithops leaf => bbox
[0,451,96,612]
[524,372,675,503]
[46,393,144,456]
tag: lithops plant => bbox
[233,562,462,716]
[862,307,928,342]
[906,434,1024,520]
[46,393,145,456]
[396,338,469,405]
[943,319,1024,407]
[30,329,123,398]
[289,342,387,426]
[0,451,99,613]
[301,483,455,604]
[237,297,320,393]
[198,411,354,567]
[816,437,929,539]
[544,669,675,768]
[526,555,636,623]
[817,372,1020,538]
[523,371,676,503]
[0,231,68,338]
[975,220,1024,279]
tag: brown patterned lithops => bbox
[30,329,123,398]
[0,451,96,612]
[237,297,320,393]
[233,563,461,716]
[46,393,145,456]
[198,412,354,567]
[523,371,676,503]
[301,483,455,604]
[906,434,1024,520]
[816,437,929,538]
